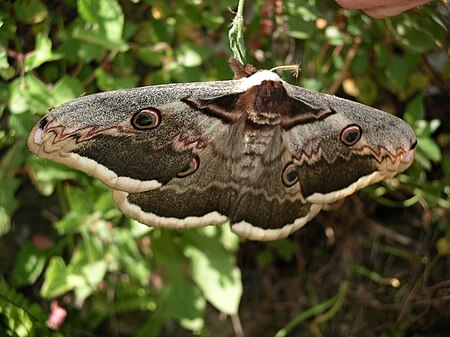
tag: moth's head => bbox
[229,57,258,79]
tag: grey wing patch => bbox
[112,140,236,229]
[28,80,247,193]
[113,121,323,241]
[283,84,417,204]
[230,204,322,241]
[228,176,322,241]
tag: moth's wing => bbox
[113,120,322,241]
[282,83,417,204]
[28,80,247,193]
[112,136,233,231]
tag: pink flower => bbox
[32,234,54,250]
[46,301,67,330]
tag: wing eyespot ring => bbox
[38,116,49,130]
[282,162,299,187]
[177,156,200,178]
[340,124,362,146]
[131,108,161,130]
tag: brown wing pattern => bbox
[28,71,416,240]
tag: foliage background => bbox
[0,0,449,336]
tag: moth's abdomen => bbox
[233,126,282,181]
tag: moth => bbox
[28,60,416,241]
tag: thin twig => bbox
[327,24,369,94]
[231,312,245,337]
[327,36,362,95]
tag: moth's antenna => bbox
[270,64,301,79]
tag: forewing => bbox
[28,80,246,193]
[283,83,417,204]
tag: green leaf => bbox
[88,280,156,332]
[76,0,128,51]
[286,3,318,21]
[373,42,390,68]
[397,22,435,53]
[414,119,441,138]
[51,76,84,104]
[0,82,10,115]
[40,257,73,298]
[442,153,450,178]
[0,281,48,336]
[76,260,108,302]
[64,183,104,216]
[95,68,139,91]
[0,47,10,70]
[57,33,103,63]
[287,16,315,40]
[152,231,205,330]
[176,43,211,68]
[8,75,51,114]
[182,229,242,315]
[112,229,150,286]
[324,26,344,46]
[12,243,47,287]
[54,211,84,235]
[8,113,36,139]
[414,186,450,208]
[301,78,323,92]
[350,49,370,74]
[0,142,24,235]
[404,95,425,124]
[136,47,164,67]
[128,220,153,238]
[412,150,432,171]
[93,191,115,214]
[7,73,79,117]
[417,137,441,163]
[215,224,240,253]
[385,56,409,92]
[0,207,10,236]
[201,11,224,30]
[13,0,48,24]
[151,18,176,43]
[58,238,109,304]
[29,157,80,196]
[24,34,62,72]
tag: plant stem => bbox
[274,281,348,337]
[228,0,246,65]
